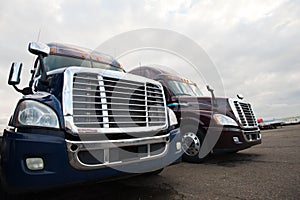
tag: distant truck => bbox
[257,118,283,129]
[130,66,261,162]
[0,42,181,194]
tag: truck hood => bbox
[169,96,235,118]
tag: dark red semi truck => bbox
[129,66,261,162]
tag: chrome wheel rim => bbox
[182,132,201,156]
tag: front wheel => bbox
[181,126,206,163]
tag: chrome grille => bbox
[72,72,167,130]
[233,101,258,128]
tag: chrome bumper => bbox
[66,134,170,170]
[242,129,261,142]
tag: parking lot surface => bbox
[3,125,300,200]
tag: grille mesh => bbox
[72,73,166,129]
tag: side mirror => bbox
[8,62,22,85]
[206,85,218,108]
[237,94,244,100]
[28,42,50,56]
[206,85,214,93]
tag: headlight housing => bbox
[15,100,59,128]
[167,107,178,127]
[213,114,238,126]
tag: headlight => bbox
[167,107,178,127]
[16,100,59,128]
[213,114,238,126]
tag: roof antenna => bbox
[37,28,41,42]
[139,61,142,74]
[31,28,41,64]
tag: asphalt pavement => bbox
[3,124,300,200]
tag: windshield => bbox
[167,80,203,96]
[190,84,203,96]
[43,55,123,72]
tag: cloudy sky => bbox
[0,0,299,130]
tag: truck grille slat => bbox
[74,115,147,118]
[73,101,148,107]
[74,95,148,102]
[74,82,100,87]
[104,85,145,92]
[75,121,149,124]
[74,108,147,112]
[102,79,144,87]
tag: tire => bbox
[181,125,206,163]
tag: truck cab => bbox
[129,66,261,162]
[0,42,181,193]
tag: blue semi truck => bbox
[0,42,181,195]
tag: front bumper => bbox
[0,128,181,193]
[66,133,175,171]
[213,126,261,153]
